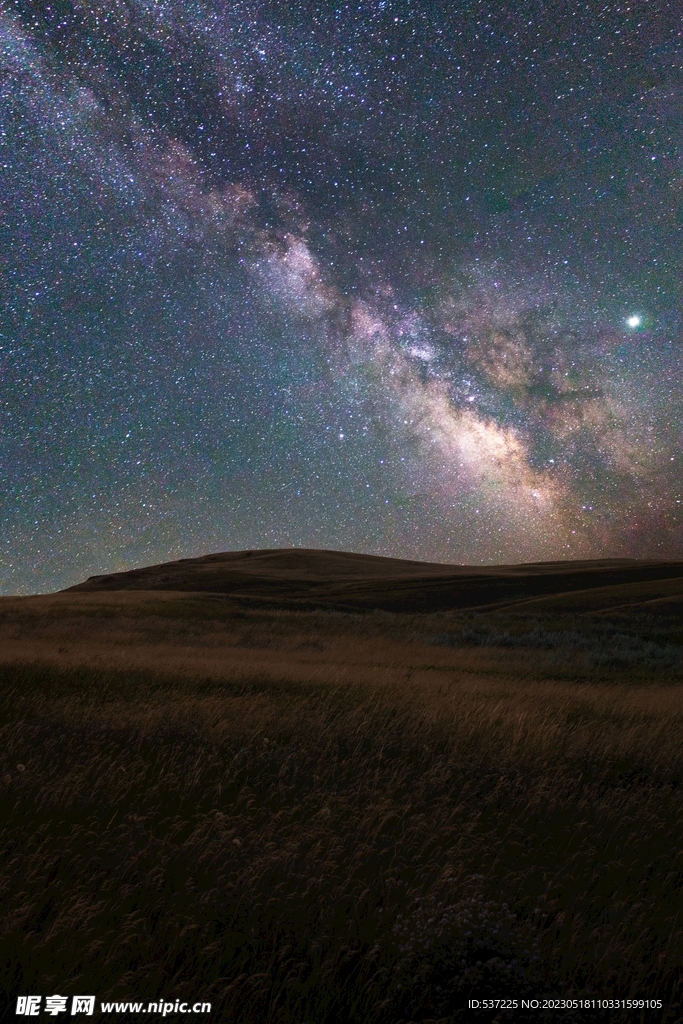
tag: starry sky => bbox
[1,1,682,594]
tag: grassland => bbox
[1,551,683,1022]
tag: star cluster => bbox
[1,0,682,593]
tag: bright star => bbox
[627,315,641,328]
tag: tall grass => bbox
[1,656,683,1022]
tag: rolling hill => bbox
[63,547,683,613]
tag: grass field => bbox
[1,551,682,1022]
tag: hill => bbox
[63,547,683,613]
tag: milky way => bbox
[1,1,682,594]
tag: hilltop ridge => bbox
[63,547,683,613]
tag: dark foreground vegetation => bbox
[1,552,683,1021]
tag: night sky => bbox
[2,1,682,595]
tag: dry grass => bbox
[1,593,682,1021]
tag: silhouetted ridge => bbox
[62,549,683,612]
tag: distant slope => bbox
[63,548,683,613]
